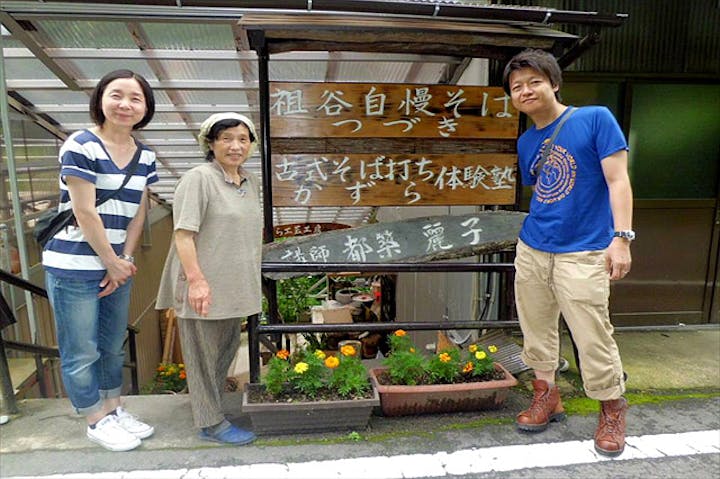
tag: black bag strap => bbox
[531,107,577,179]
[52,140,142,227]
[94,140,143,207]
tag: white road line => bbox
[6,429,719,479]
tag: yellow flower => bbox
[394,329,406,337]
[439,352,451,363]
[340,345,356,357]
[475,351,487,360]
[463,361,474,373]
[276,349,290,360]
[409,347,416,353]
[294,362,309,374]
[468,344,478,353]
[314,350,327,360]
[325,356,340,369]
[488,345,498,353]
[178,363,185,369]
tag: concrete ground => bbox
[0,328,718,477]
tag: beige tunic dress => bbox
[156,161,262,319]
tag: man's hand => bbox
[605,237,632,281]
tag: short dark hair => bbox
[502,49,563,100]
[89,70,155,130]
[204,118,255,161]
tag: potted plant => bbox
[277,275,322,323]
[242,344,380,435]
[369,330,518,416]
[148,362,187,394]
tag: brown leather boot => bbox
[516,379,566,432]
[595,397,628,457]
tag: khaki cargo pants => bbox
[514,239,625,401]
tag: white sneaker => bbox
[115,407,154,439]
[87,415,141,452]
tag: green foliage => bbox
[264,356,291,396]
[151,362,187,393]
[261,346,371,401]
[289,349,326,398]
[384,331,427,385]
[383,330,501,386]
[277,275,322,323]
[428,349,461,384]
[329,352,370,398]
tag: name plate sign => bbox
[263,211,526,279]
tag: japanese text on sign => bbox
[272,154,517,207]
[270,82,518,139]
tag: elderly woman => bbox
[156,113,262,445]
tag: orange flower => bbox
[468,344,478,353]
[439,352,451,363]
[340,345,356,357]
[463,361,474,373]
[394,329,406,337]
[276,349,290,360]
[157,365,165,372]
[325,356,340,369]
[179,371,187,380]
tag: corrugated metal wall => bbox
[500,0,720,75]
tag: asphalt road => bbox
[1,396,718,479]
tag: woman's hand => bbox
[174,229,211,317]
[188,277,212,317]
[98,256,137,297]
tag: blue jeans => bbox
[45,271,131,416]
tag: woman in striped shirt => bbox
[42,70,157,452]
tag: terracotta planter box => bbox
[369,363,518,416]
[241,383,380,435]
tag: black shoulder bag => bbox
[531,107,577,180]
[34,141,143,248]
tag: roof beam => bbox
[4,47,460,64]
[29,104,257,113]
[0,12,81,91]
[126,21,189,178]
[5,79,259,90]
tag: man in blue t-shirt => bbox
[503,49,634,457]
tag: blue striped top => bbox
[42,129,158,280]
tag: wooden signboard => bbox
[274,222,350,238]
[263,211,527,279]
[270,82,518,139]
[272,153,516,206]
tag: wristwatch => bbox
[118,253,135,264]
[613,230,636,241]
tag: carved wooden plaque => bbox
[272,153,516,206]
[263,211,527,279]
[270,82,518,139]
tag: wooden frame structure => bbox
[241,11,627,382]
